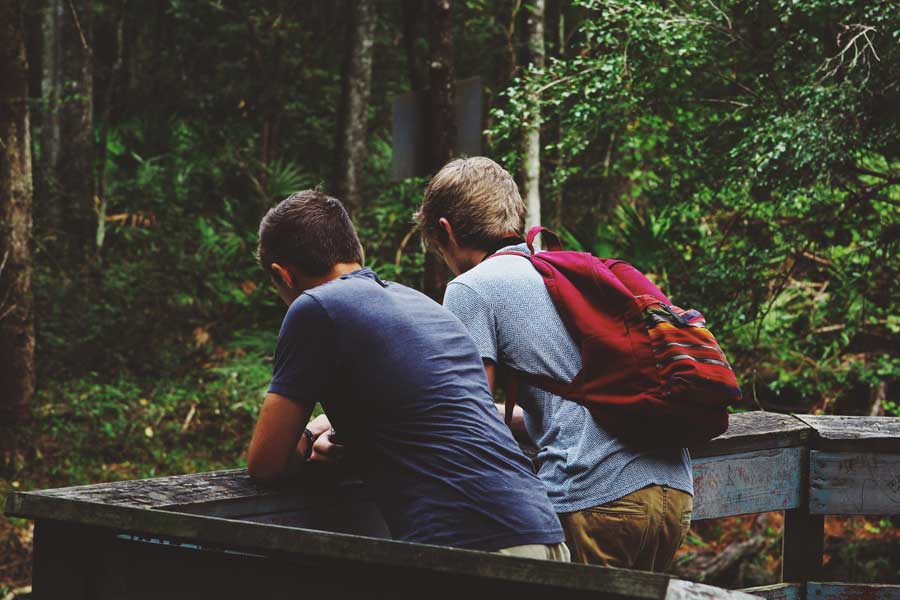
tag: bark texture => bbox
[0,0,36,471]
[423,0,456,301]
[40,0,94,256]
[334,0,376,216]
[426,0,456,172]
[521,0,545,231]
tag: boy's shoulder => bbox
[450,248,539,296]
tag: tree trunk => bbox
[521,0,545,232]
[547,0,564,230]
[41,0,94,257]
[401,0,424,92]
[0,0,36,475]
[423,0,456,301]
[95,0,126,252]
[38,0,63,231]
[334,0,376,217]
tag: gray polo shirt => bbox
[443,244,693,513]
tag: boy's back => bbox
[271,267,564,550]
[444,245,692,513]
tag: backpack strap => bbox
[503,368,519,427]
[526,226,563,253]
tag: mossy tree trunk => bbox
[334,0,376,217]
[40,0,94,257]
[423,0,455,302]
[0,0,36,475]
[521,0,545,231]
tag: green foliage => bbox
[356,177,429,288]
[23,329,275,487]
[489,0,900,412]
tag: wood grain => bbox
[665,580,762,600]
[738,584,802,600]
[795,416,900,453]
[807,583,900,600]
[809,451,900,515]
[690,412,811,458]
[692,447,804,520]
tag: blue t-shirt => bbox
[268,268,563,551]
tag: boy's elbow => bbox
[247,455,284,484]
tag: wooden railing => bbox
[689,413,900,600]
[4,412,900,600]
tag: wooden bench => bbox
[5,412,900,599]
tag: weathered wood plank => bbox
[809,451,900,515]
[3,412,816,521]
[739,584,802,600]
[692,447,804,520]
[22,468,287,508]
[10,500,674,598]
[31,521,101,599]
[807,583,900,600]
[782,505,824,583]
[796,415,900,453]
[665,580,762,600]
[11,464,368,511]
[690,412,812,459]
[33,520,631,600]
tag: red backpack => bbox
[491,226,740,448]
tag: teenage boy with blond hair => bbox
[248,189,567,559]
[415,157,693,570]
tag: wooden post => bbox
[781,449,824,586]
[32,520,102,599]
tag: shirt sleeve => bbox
[443,281,498,363]
[268,294,336,405]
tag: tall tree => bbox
[334,0,376,216]
[547,0,565,230]
[521,0,545,231]
[94,0,126,251]
[423,0,456,301]
[401,0,424,92]
[40,0,94,256]
[0,0,36,474]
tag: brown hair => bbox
[257,190,363,277]
[414,157,526,251]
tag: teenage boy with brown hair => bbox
[247,189,568,559]
[415,157,693,570]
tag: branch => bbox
[678,536,768,583]
[2,586,32,600]
[694,97,751,108]
[66,0,92,56]
[851,165,900,184]
[535,65,604,95]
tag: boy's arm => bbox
[444,282,530,438]
[483,359,528,439]
[249,295,341,482]
[247,392,315,483]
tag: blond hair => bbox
[415,157,526,251]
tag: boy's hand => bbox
[309,429,344,463]
[307,413,333,437]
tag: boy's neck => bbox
[312,262,363,286]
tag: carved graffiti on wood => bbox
[810,451,900,515]
[692,447,804,521]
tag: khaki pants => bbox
[558,484,692,571]
[497,542,571,562]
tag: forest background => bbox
[1,0,898,595]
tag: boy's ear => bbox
[438,218,458,248]
[270,263,294,289]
